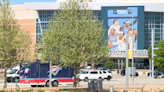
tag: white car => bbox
[102,70,113,81]
[77,70,104,82]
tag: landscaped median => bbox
[0,85,164,92]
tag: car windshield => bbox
[80,71,88,74]
[8,69,17,74]
[108,71,111,73]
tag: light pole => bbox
[128,10,134,84]
[49,61,52,87]
[151,28,159,79]
[149,59,151,78]
[126,35,129,91]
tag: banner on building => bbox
[107,7,138,51]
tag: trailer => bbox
[19,61,74,87]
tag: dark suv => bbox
[147,71,164,77]
[121,69,139,76]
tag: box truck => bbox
[19,61,74,87]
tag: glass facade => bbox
[36,10,164,69]
[36,10,101,43]
[144,12,164,49]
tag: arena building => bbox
[10,0,164,69]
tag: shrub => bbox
[55,91,60,92]
[123,61,132,68]
[117,69,119,74]
[104,61,115,69]
[21,88,33,92]
[37,90,45,92]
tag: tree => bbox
[153,40,164,71]
[104,61,115,69]
[0,0,32,88]
[38,0,107,88]
[123,61,132,68]
[14,31,32,64]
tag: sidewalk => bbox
[0,84,164,92]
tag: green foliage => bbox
[54,91,60,92]
[104,61,115,69]
[22,90,32,92]
[37,90,45,92]
[148,40,164,70]
[123,61,132,68]
[38,0,107,87]
[148,44,158,59]
[117,69,119,74]
[153,40,164,71]
[0,0,32,88]
[67,90,73,92]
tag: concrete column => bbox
[135,59,138,69]
[121,60,123,69]
[118,59,120,69]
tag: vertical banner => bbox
[128,49,132,59]
[107,7,138,51]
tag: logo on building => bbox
[25,68,30,73]
[113,10,128,14]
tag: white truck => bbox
[7,66,20,83]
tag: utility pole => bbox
[151,29,154,79]
[149,59,151,78]
[126,35,129,91]
[131,11,134,84]
[49,61,52,87]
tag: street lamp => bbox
[151,28,159,79]
[128,10,134,84]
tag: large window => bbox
[36,10,101,43]
[144,12,164,49]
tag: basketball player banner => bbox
[107,7,138,51]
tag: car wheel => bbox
[147,73,149,77]
[38,85,44,87]
[31,85,37,87]
[45,81,50,87]
[107,76,111,81]
[84,77,88,82]
[98,77,102,80]
[52,80,58,87]
[7,78,11,83]
[14,77,19,83]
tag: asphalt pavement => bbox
[0,74,164,89]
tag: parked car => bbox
[7,66,20,83]
[102,70,113,81]
[84,66,91,69]
[97,67,107,70]
[121,69,139,76]
[147,71,164,77]
[77,70,104,82]
[7,68,12,73]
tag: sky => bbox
[10,0,57,5]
